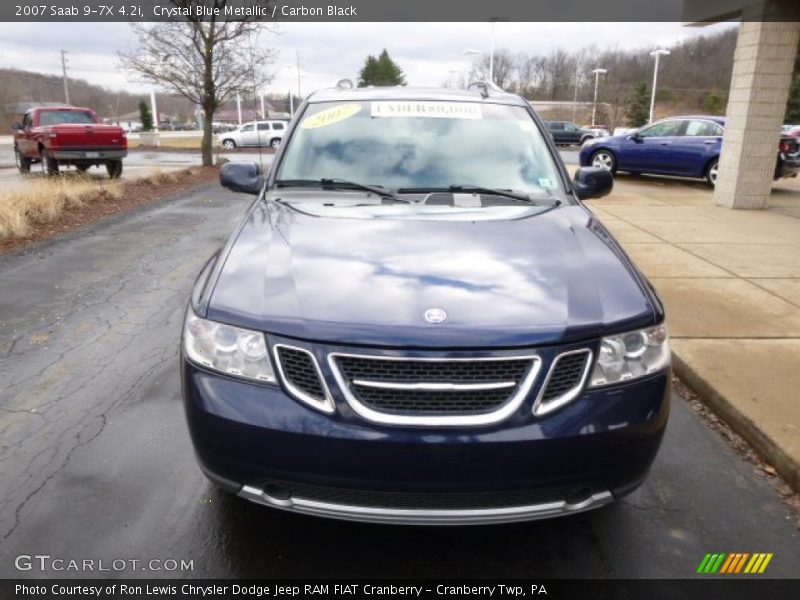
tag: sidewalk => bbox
[583,173,800,491]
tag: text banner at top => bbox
[2,0,796,22]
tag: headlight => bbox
[589,324,670,387]
[183,310,276,383]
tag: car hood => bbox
[204,199,655,348]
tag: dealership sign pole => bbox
[649,48,670,123]
[591,68,606,128]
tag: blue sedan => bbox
[579,115,800,186]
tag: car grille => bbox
[540,350,591,403]
[255,478,597,510]
[331,355,535,417]
[275,346,327,402]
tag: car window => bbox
[549,122,564,131]
[272,122,285,130]
[638,120,685,138]
[564,123,577,132]
[257,123,271,131]
[241,124,254,132]
[38,110,95,126]
[686,120,723,137]
[278,100,563,197]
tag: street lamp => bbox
[649,49,670,123]
[591,68,607,128]
[464,49,480,88]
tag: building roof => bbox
[306,85,527,106]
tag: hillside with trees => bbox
[464,27,740,129]
[0,67,195,130]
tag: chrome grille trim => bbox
[352,379,517,391]
[328,353,542,427]
[532,348,593,417]
[273,344,335,414]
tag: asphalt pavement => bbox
[0,184,798,579]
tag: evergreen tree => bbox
[626,83,650,128]
[703,91,727,115]
[138,99,153,132]
[358,49,406,86]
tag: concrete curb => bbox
[672,351,800,493]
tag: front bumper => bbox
[182,344,670,525]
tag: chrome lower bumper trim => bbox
[238,485,614,526]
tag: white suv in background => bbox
[218,120,288,150]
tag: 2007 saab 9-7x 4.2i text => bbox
[181,84,671,525]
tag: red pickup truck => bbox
[13,106,127,178]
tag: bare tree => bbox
[470,49,515,90]
[118,1,276,166]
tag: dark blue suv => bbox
[181,85,671,525]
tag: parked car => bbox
[580,115,800,186]
[544,120,596,145]
[217,120,288,150]
[12,106,127,178]
[582,125,610,137]
[182,86,671,525]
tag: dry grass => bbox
[0,175,123,241]
[134,136,205,149]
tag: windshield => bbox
[276,100,563,197]
[39,110,95,126]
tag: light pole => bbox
[649,49,670,123]
[489,21,496,84]
[591,68,607,128]
[448,70,459,89]
[464,49,480,88]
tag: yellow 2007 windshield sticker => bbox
[301,103,361,129]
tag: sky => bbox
[0,21,735,97]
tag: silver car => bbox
[218,120,287,150]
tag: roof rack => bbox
[466,80,503,99]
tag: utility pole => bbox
[572,59,580,123]
[60,50,70,104]
[296,50,302,100]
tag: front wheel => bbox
[705,159,719,187]
[222,139,236,150]
[270,138,281,150]
[106,160,123,179]
[590,149,616,174]
[14,146,31,174]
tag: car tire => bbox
[40,148,59,176]
[14,146,31,174]
[705,159,719,187]
[590,149,617,174]
[222,139,237,150]
[270,138,281,150]
[106,160,123,179]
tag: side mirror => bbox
[220,162,264,195]
[12,122,23,131]
[629,131,642,142]
[573,167,613,200]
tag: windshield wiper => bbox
[275,178,407,202]
[447,184,561,206]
